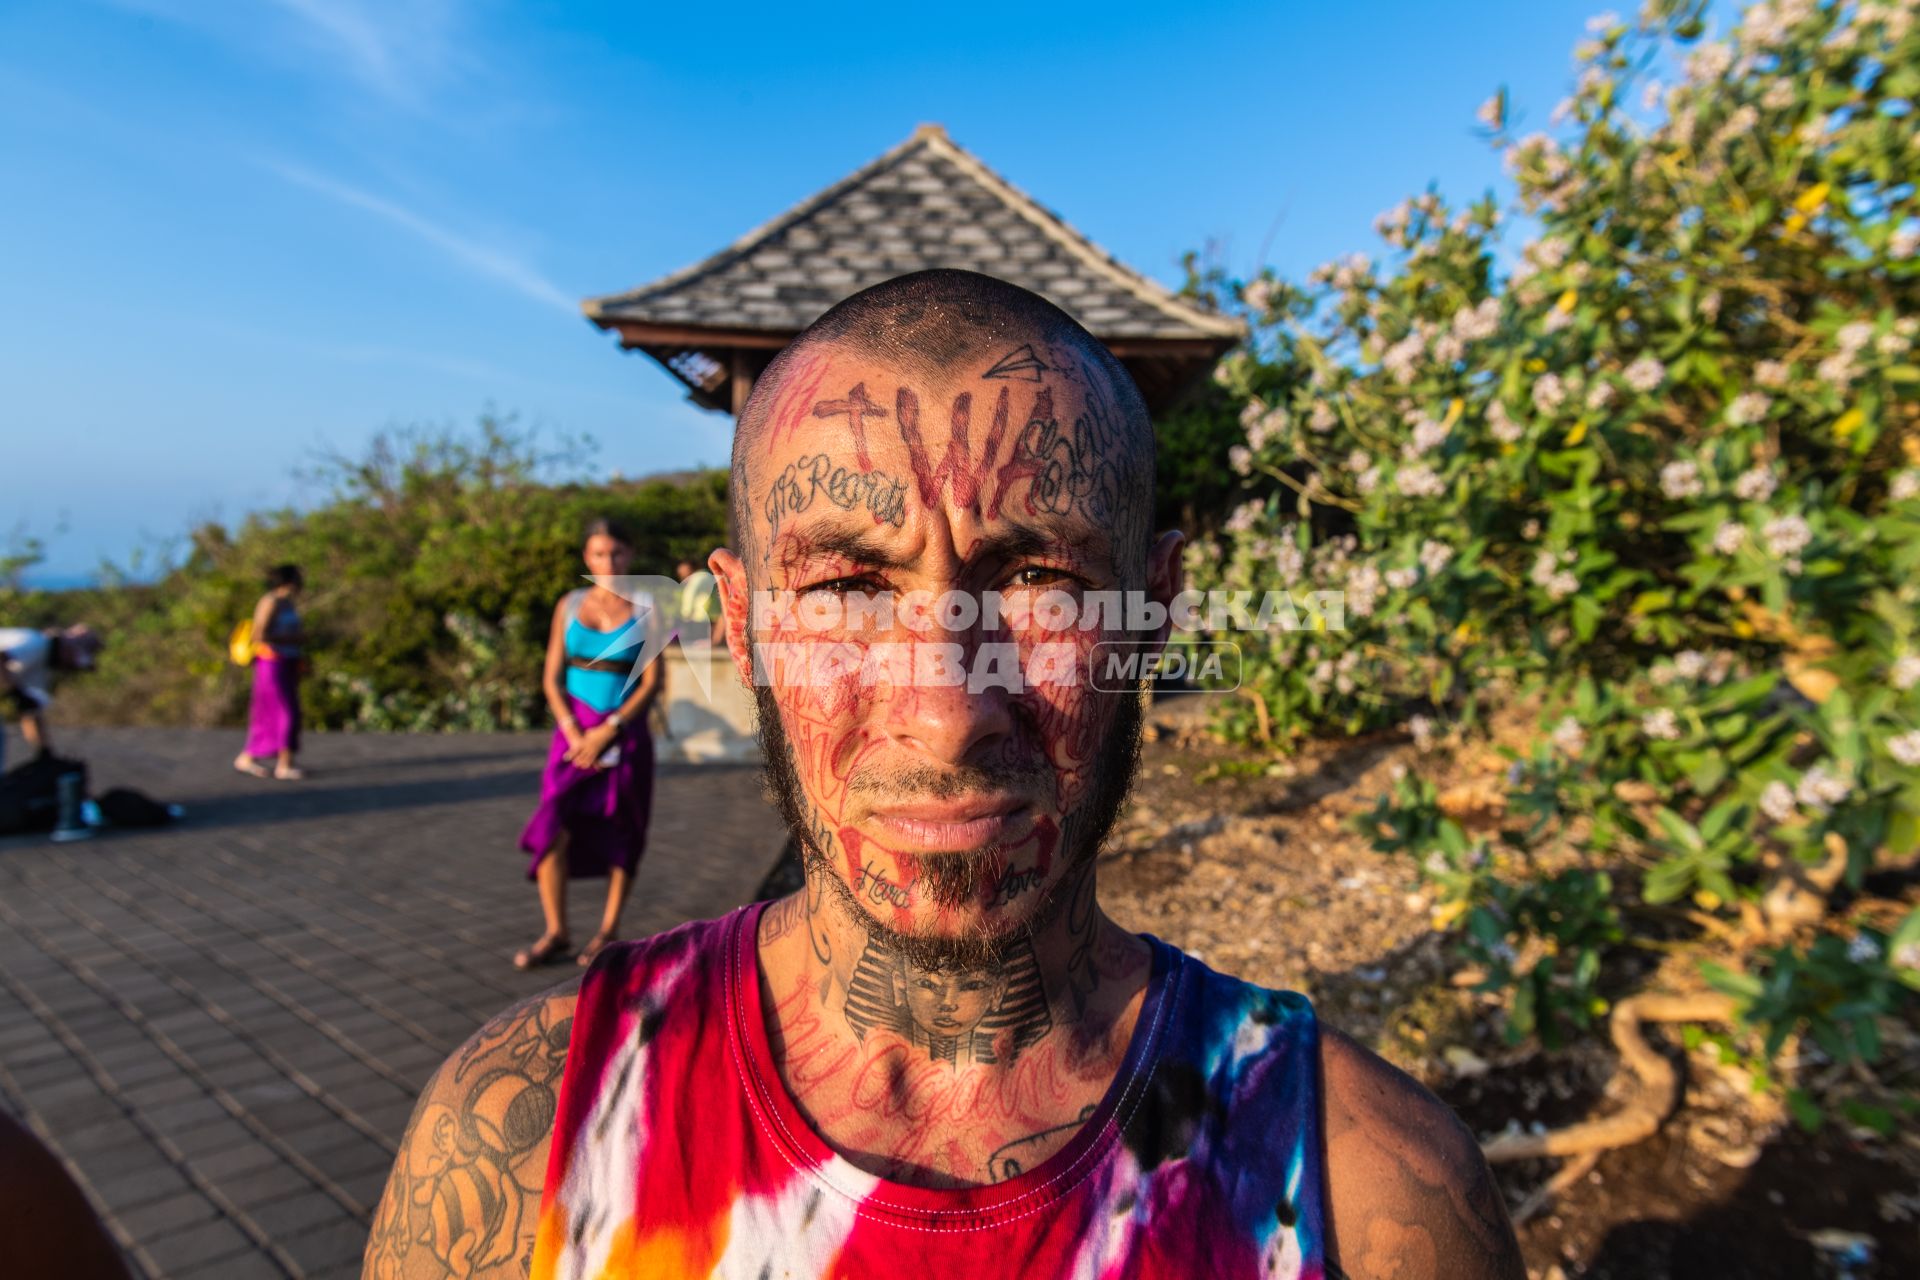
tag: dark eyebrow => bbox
[975,521,1114,570]
[779,521,908,571]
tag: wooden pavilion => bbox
[582,124,1243,418]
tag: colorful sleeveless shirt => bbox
[531,903,1328,1280]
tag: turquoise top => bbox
[563,613,644,713]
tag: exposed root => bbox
[1483,992,1737,1164]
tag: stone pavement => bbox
[0,726,786,1279]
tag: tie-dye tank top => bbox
[531,902,1328,1280]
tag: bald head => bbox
[730,270,1155,571]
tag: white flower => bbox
[1714,522,1748,554]
[1382,332,1425,384]
[1686,41,1734,83]
[1397,464,1447,498]
[1897,942,1920,972]
[1763,514,1813,556]
[1225,501,1263,534]
[1890,731,1920,767]
[1348,565,1383,618]
[1274,538,1305,586]
[1387,567,1419,591]
[1532,374,1568,415]
[1419,539,1454,577]
[1453,297,1502,342]
[1796,764,1851,812]
[1356,467,1381,495]
[1243,278,1274,315]
[1661,460,1704,500]
[1892,226,1920,260]
[1586,381,1617,412]
[1893,472,1920,502]
[1530,235,1572,269]
[1530,550,1579,600]
[1726,392,1772,426]
[1409,715,1436,750]
[1542,308,1574,335]
[1228,445,1253,476]
[1894,655,1920,690]
[1587,10,1621,33]
[1847,934,1882,965]
[1624,355,1667,392]
[1675,650,1709,680]
[1837,321,1875,354]
[1754,359,1790,388]
[1309,401,1339,433]
[1551,716,1587,756]
[1408,412,1450,455]
[1522,519,1541,540]
[1761,79,1795,110]
[1643,708,1682,740]
[1760,780,1798,823]
[1733,467,1777,502]
[1431,334,1466,365]
[1346,449,1372,474]
[1477,94,1503,130]
[1882,329,1914,358]
[1488,402,1525,444]
[1817,352,1859,385]
[1642,78,1667,111]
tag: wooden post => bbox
[730,350,757,417]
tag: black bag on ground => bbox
[0,753,87,835]
[97,788,175,828]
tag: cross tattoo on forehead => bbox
[812,382,888,470]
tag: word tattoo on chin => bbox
[764,454,909,537]
[852,858,913,909]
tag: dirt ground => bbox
[1098,690,1920,1280]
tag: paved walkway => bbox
[0,727,784,1279]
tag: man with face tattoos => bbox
[363,271,1523,1280]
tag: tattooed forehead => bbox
[740,340,1152,576]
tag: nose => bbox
[881,649,1013,767]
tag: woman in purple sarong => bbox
[513,519,664,970]
[233,564,306,781]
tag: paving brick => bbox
[278,1218,370,1274]
[111,1189,222,1240]
[0,726,782,1277]
[139,1217,253,1273]
[243,1187,350,1237]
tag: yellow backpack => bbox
[228,619,256,666]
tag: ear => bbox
[710,548,754,690]
[1144,529,1186,652]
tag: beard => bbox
[751,677,1144,972]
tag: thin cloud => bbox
[264,158,574,314]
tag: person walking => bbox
[514,519,663,970]
[233,564,306,780]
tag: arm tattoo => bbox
[363,991,572,1279]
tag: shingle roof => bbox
[583,124,1242,344]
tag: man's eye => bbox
[1009,566,1076,588]
[800,576,878,595]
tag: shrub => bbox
[1190,0,1920,1089]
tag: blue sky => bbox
[2,0,1615,581]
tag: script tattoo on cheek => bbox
[764,454,909,537]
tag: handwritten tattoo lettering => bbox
[763,454,909,537]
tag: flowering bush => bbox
[1192,0,1920,1089]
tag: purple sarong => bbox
[519,696,655,880]
[244,655,302,757]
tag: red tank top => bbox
[531,903,1328,1279]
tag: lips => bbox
[867,794,1030,852]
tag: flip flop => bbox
[576,931,617,967]
[233,756,270,778]
[514,934,573,970]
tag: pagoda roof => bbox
[584,124,1241,415]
